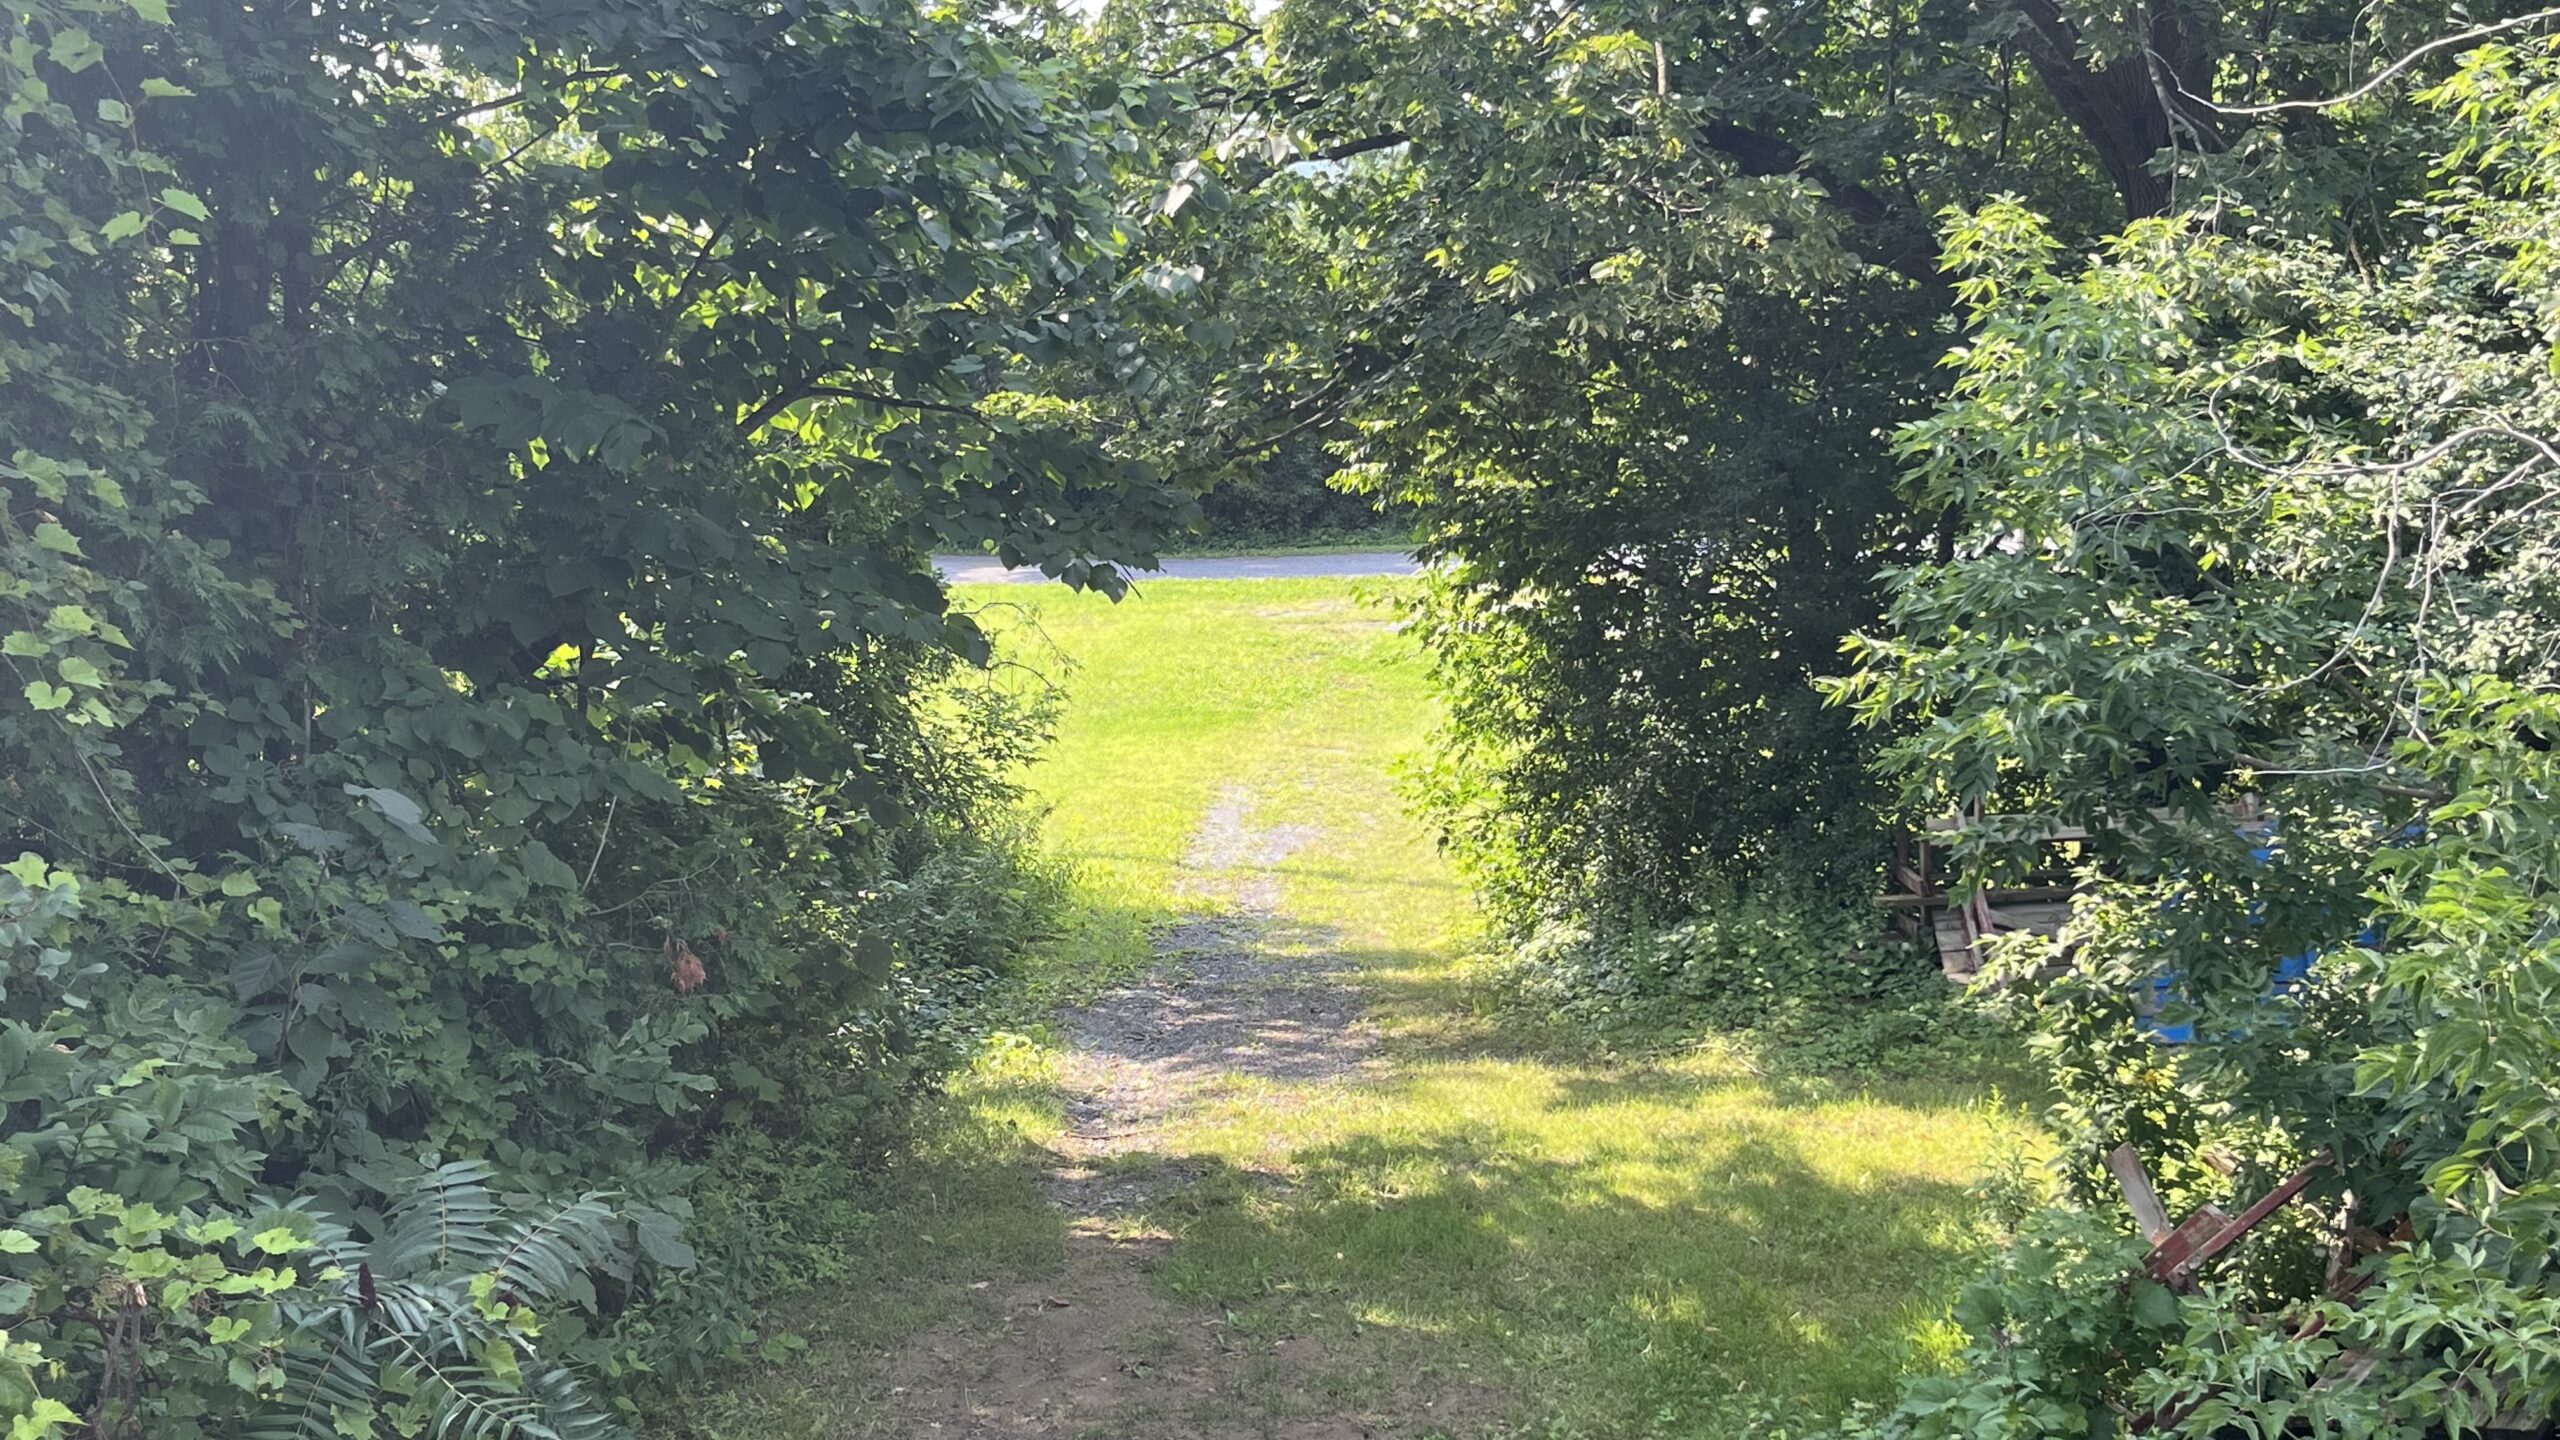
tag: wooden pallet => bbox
[1879,814,2080,981]
[1933,898,2071,982]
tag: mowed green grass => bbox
[968,576,1459,1000]
[673,578,2014,1439]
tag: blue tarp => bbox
[2140,827,2377,1044]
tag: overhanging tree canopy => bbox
[1110,0,2556,922]
[3,0,1188,1430]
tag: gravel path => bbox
[1047,790,1372,1209]
[843,789,1488,1440]
[935,551,1419,586]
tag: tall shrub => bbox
[1,0,1183,1431]
[1837,36,2560,1435]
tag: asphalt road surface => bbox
[934,551,1419,585]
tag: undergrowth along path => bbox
[669,578,2023,1440]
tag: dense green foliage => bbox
[1193,438,1405,549]
[14,0,2560,1433]
[1829,36,2560,1438]
[1470,879,1984,1074]
[1118,0,2552,944]
[1086,1,2560,1432]
[0,0,1184,1432]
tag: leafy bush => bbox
[0,0,1177,1432]
[1195,438,1410,550]
[1832,35,2560,1438]
[1393,350,1907,935]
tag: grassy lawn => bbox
[662,577,2018,1439]
[967,576,1451,1000]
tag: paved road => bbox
[934,550,1419,585]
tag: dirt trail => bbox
[847,790,1484,1440]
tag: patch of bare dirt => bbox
[1174,788,1321,909]
[852,1234,1415,1440]
[844,791,1501,1440]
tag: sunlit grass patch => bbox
[960,577,1432,996]
[1147,1043,2015,1435]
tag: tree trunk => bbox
[2013,0,2225,219]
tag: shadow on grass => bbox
[1307,935,2034,1106]
[650,929,2012,1439]
[1110,1114,1984,1436]
[1030,929,2005,1430]
[634,1054,1085,1438]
